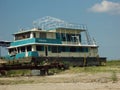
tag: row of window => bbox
[36,45,89,53]
[15,32,47,41]
[15,32,81,43]
[9,46,32,53]
[9,45,89,54]
[51,46,88,53]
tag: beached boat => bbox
[6,16,106,66]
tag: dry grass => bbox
[0,60,120,85]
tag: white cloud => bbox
[88,0,120,14]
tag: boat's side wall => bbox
[32,57,107,66]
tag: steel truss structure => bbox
[33,16,87,30]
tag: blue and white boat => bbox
[6,16,106,66]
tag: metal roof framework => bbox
[33,16,87,30]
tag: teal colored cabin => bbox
[6,16,99,60]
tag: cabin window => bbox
[21,47,25,52]
[67,34,71,41]
[78,47,83,52]
[27,46,31,51]
[33,33,36,38]
[26,33,30,38]
[58,46,61,53]
[36,45,44,51]
[17,47,20,53]
[70,47,76,52]
[61,46,66,52]
[78,47,88,52]
[9,48,17,55]
[39,32,46,38]
[51,46,57,53]
[61,33,66,41]
[51,46,61,53]
[15,32,30,40]
[84,47,88,52]
[9,48,14,53]
[48,46,51,51]
[71,35,80,42]
[56,33,60,39]
[61,46,69,52]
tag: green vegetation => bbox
[0,60,120,85]
[111,71,118,83]
[0,60,120,76]
[6,70,31,77]
[60,60,120,74]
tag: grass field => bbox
[58,60,120,74]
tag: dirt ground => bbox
[0,83,120,90]
[0,72,120,90]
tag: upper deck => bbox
[9,27,97,49]
[9,16,97,48]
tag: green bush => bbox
[111,71,118,83]
[7,70,31,77]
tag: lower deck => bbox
[8,44,98,59]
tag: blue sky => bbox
[0,0,120,60]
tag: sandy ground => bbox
[0,73,120,90]
[1,82,120,90]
